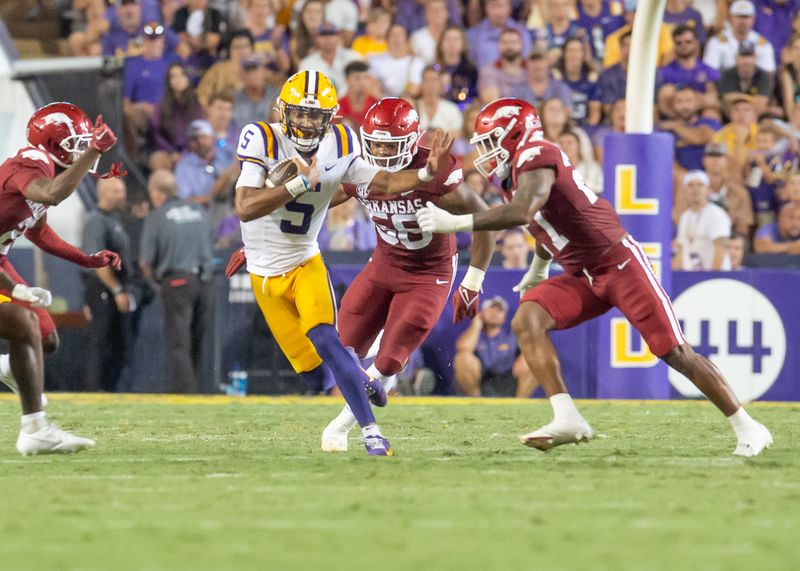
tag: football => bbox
[265,158,299,188]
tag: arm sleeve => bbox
[5,150,55,197]
[25,223,93,267]
[82,215,107,255]
[342,156,381,187]
[235,123,269,189]
[429,154,464,198]
[708,206,732,241]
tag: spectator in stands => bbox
[320,0,359,47]
[123,22,177,162]
[172,0,223,60]
[151,63,204,171]
[595,29,630,117]
[174,119,235,206]
[781,171,800,208]
[140,169,214,394]
[657,24,720,118]
[500,228,530,269]
[754,0,798,60]
[513,50,573,110]
[436,25,479,109]
[242,0,281,59]
[464,168,502,206]
[337,62,379,129]
[753,203,800,253]
[67,0,119,56]
[318,200,376,251]
[232,56,280,129]
[82,177,134,392]
[351,9,391,58]
[717,42,774,116]
[558,129,603,193]
[701,142,754,236]
[454,296,537,398]
[289,0,324,67]
[574,0,626,63]
[466,0,531,70]
[673,170,733,270]
[663,0,706,42]
[452,103,483,169]
[299,23,361,97]
[370,24,426,98]
[592,97,626,162]
[410,0,450,65]
[554,36,601,126]
[745,123,787,228]
[416,66,463,138]
[779,33,800,119]
[540,98,591,154]
[727,232,748,270]
[712,93,758,174]
[659,86,721,172]
[533,0,583,64]
[477,27,528,103]
[197,30,254,108]
[391,0,461,34]
[704,0,776,73]
[206,91,239,151]
[101,0,145,57]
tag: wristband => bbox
[417,167,434,183]
[285,175,310,198]
[530,252,552,281]
[461,266,486,292]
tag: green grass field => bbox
[0,394,798,571]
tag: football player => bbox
[320,97,495,451]
[0,102,121,455]
[232,71,454,456]
[415,98,772,457]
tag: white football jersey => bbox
[235,121,380,276]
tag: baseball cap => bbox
[241,55,265,70]
[730,0,755,17]
[704,142,727,156]
[318,22,338,36]
[481,296,509,312]
[142,21,165,38]
[738,41,756,56]
[683,170,710,186]
[187,119,214,138]
[725,92,755,107]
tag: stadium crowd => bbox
[30,0,800,394]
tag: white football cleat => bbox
[16,424,95,456]
[733,423,773,457]
[519,417,595,451]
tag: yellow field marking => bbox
[0,393,798,409]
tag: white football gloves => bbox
[512,252,552,298]
[11,284,53,308]
[415,201,473,233]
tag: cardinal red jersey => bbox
[0,146,55,256]
[343,148,463,273]
[505,139,626,274]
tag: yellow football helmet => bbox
[277,70,339,153]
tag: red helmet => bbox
[470,98,541,179]
[26,102,93,169]
[360,97,420,172]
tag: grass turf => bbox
[0,394,798,571]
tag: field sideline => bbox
[1,395,798,571]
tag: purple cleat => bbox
[363,434,394,456]
[363,373,388,407]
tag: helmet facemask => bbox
[360,129,418,172]
[57,133,97,171]
[279,101,336,152]
[470,120,515,180]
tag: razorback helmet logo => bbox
[470,98,541,180]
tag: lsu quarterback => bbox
[233,70,453,456]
